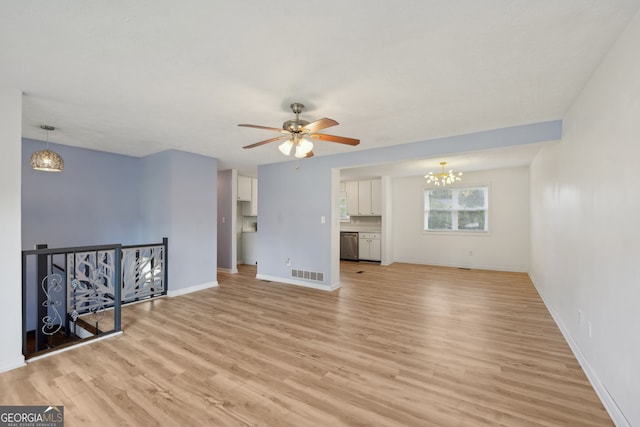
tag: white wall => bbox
[0,87,25,372]
[393,167,530,272]
[530,10,640,426]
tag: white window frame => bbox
[423,186,489,233]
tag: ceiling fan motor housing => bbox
[283,103,309,133]
[283,119,310,133]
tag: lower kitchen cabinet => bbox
[359,232,381,261]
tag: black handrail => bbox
[121,240,165,250]
[22,243,122,256]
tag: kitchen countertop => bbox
[340,228,381,233]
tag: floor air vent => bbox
[291,269,324,282]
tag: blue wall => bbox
[140,150,218,292]
[22,138,142,249]
[23,141,219,293]
[258,161,334,284]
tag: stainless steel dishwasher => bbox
[340,232,359,261]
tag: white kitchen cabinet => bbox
[358,180,371,215]
[237,175,252,201]
[242,178,258,216]
[354,179,382,215]
[359,232,381,261]
[345,181,359,216]
[370,179,381,215]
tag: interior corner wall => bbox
[392,167,530,272]
[21,139,142,249]
[140,150,218,292]
[216,169,235,271]
[0,87,25,372]
[529,10,640,426]
[380,176,394,266]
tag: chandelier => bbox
[30,125,64,172]
[425,161,462,186]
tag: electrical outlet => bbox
[588,321,592,338]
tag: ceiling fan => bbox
[239,103,360,158]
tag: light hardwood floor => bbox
[0,262,612,426]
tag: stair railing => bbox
[21,238,168,359]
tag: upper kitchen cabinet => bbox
[237,175,252,202]
[242,178,258,216]
[345,181,359,215]
[358,179,381,215]
[343,178,381,216]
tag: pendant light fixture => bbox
[425,161,462,186]
[30,125,64,172]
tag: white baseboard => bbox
[0,358,26,374]
[395,258,526,273]
[256,274,340,292]
[529,273,630,427]
[217,267,238,274]
[167,281,218,297]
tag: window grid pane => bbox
[424,186,488,232]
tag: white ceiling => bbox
[2,1,639,176]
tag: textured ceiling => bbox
[2,1,639,176]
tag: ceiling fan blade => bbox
[303,118,339,133]
[238,124,284,133]
[310,133,360,146]
[243,135,289,149]
[305,151,314,158]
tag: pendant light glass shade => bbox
[294,137,313,158]
[278,139,294,155]
[30,149,64,172]
[30,125,64,172]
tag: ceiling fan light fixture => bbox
[294,144,309,158]
[298,137,313,154]
[278,139,294,156]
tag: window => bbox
[424,186,488,232]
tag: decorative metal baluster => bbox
[87,268,106,332]
[41,273,64,346]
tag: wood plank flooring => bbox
[0,262,612,426]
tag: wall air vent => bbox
[291,269,324,283]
